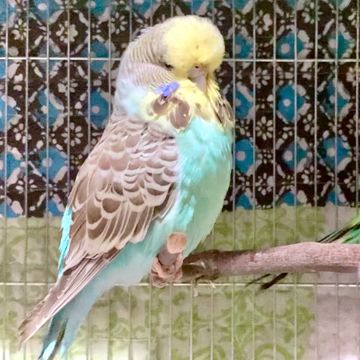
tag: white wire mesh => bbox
[0,0,359,359]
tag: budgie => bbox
[19,15,234,359]
[254,211,360,289]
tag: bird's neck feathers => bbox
[113,62,232,132]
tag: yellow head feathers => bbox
[116,15,229,126]
[160,16,225,76]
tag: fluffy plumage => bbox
[19,15,234,359]
[162,16,225,75]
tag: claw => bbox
[150,232,187,288]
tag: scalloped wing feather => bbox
[19,113,178,343]
[65,116,178,269]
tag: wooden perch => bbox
[181,242,360,281]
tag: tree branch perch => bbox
[181,242,360,281]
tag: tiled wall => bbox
[0,0,358,218]
[0,2,360,359]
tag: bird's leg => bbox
[150,232,187,288]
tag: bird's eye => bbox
[164,62,173,70]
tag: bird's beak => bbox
[188,65,207,92]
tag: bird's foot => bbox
[150,232,187,288]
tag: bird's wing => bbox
[64,116,178,270]
[19,112,178,343]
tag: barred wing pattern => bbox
[65,115,178,270]
[19,113,178,343]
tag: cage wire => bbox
[0,0,360,359]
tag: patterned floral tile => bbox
[0,216,59,283]
[110,59,120,97]
[1,283,26,355]
[190,286,215,359]
[152,0,173,25]
[5,60,26,217]
[318,0,336,59]
[0,59,5,215]
[296,0,316,59]
[131,0,154,39]
[128,285,151,339]
[234,61,255,209]
[3,225,27,283]
[90,59,110,143]
[48,3,68,57]
[0,0,5,57]
[1,206,355,358]
[0,2,359,359]
[311,285,357,359]
[276,0,296,60]
[316,0,358,59]
[0,1,359,214]
[214,0,233,58]
[27,60,47,217]
[337,61,358,206]
[111,1,130,58]
[255,0,275,59]
[317,61,354,206]
[90,0,109,58]
[234,0,254,59]
[68,60,90,184]
[337,0,358,59]
[191,0,213,17]
[254,61,275,207]
[149,286,173,358]
[296,62,316,203]
[173,0,191,16]
[69,5,89,57]
[47,59,70,215]
[28,4,47,57]
[7,2,27,57]
[275,62,296,204]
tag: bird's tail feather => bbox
[37,282,102,360]
[19,255,114,345]
[38,317,66,360]
[21,246,153,359]
[318,213,360,244]
[19,282,63,345]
